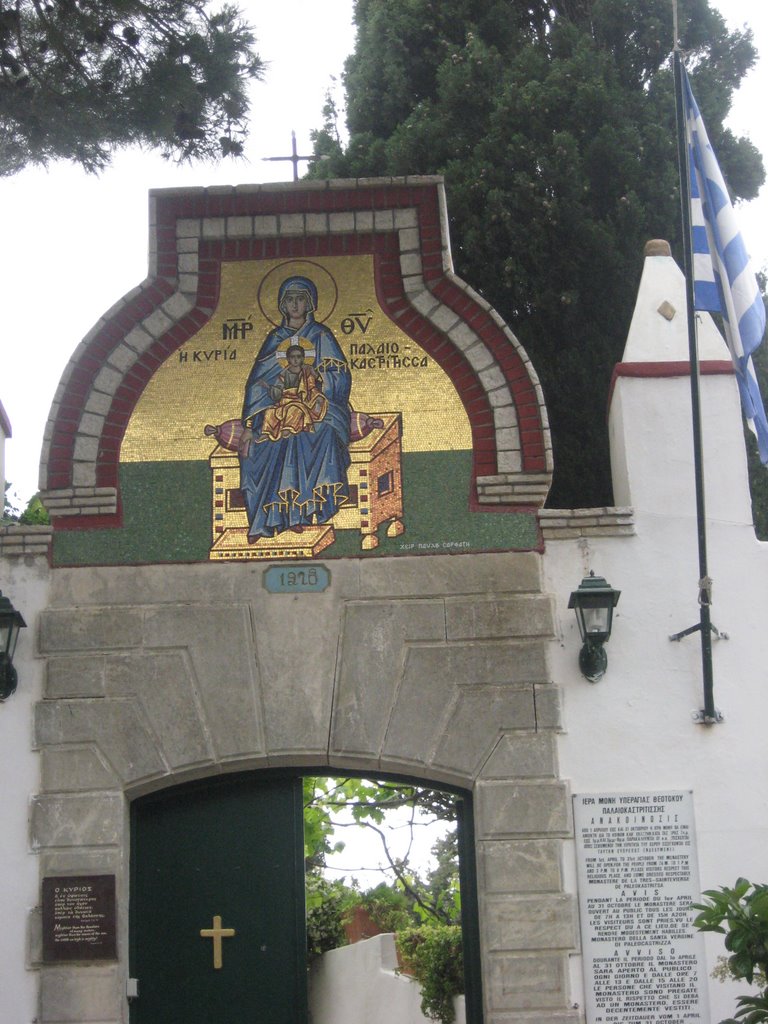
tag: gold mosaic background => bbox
[121,255,472,462]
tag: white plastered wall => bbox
[0,555,47,1022]
[547,250,768,1021]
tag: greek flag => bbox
[684,70,768,464]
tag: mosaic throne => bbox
[208,413,404,561]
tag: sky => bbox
[322,802,451,887]
[1,0,766,506]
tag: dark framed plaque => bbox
[42,875,117,962]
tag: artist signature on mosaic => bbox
[399,541,471,551]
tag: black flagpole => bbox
[671,34,720,724]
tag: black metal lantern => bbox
[0,591,27,701]
[568,571,621,683]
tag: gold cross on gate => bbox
[199,914,236,969]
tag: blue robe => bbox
[240,313,351,538]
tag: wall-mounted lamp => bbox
[568,572,621,683]
[0,591,27,702]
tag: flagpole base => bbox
[691,708,724,725]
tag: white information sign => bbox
[573,791,709,1024]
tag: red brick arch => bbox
[40,178,552,526]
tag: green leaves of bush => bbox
[693,879,768,1023]
[396,925,464,1024]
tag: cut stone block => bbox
[31,793,124,849]
[142,604,265,761]
[484,894,578,951]
[39,608,143,653]
[481,733,558,780]
[41,748,120,792]
[478,838,563,894]
[35,699,165,784]
[331,600,444,758]
[475,781,570,839]
[487,953,569,1011]
[431,689,538,777]
[446,594,555,641]
[46,655,106,698]
[105,652,212,770]
[40,965,120,1022]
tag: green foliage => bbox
[305,874,351,959]
[749,305,768,540]
[305,875,422,960]
[2,481,19,523]
[745,426,768,541]
[19,494,49,525]
[0,1,263,174]
[2,484,49,525]
[396,925,464,1024]
[692,878,768,1023]
[303,776,459,923]
[304,777,457,836]
[311,0,765,507]
[303,776,347,870]
[421,831,461,926]
[357,881,416,933]
[712,955,767,989]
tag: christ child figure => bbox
[258,344,328,442]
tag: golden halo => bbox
[275,337,316,363]
[257,261,338,328]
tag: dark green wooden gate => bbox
[129,773,307,1023]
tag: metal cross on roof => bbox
[262,131,315,182]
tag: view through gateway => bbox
[304,776,477,1024]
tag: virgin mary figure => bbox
[238,275,351,539]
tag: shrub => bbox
[396,924,464,1024]
[358,882,417,934]
[306,875,351,959]
[693,878,768,1023]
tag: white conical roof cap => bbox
[622,240,729,364]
